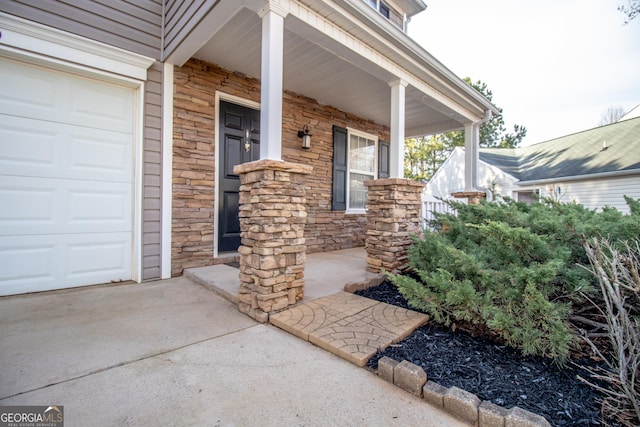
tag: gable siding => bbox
[0,0,162,59]
[423,147,519,203]
[477,159,519,200]
[142,61,163,281]
[164,0,217,60]
[422,148,466,201]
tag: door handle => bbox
[244,129,251,152]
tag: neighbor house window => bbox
[348,130,377,211]
[516,190,540,204]
[364,0,404,30]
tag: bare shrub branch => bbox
[579,238,640,426]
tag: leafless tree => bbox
[599,105,626,126]
[619,0,640,23]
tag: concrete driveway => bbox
[0,276,468,426]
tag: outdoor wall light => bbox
[298,125,312,149]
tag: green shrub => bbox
[390,196,640,362]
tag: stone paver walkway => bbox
[270,292,429,367]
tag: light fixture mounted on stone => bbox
[297,124,311,149]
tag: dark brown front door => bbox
[218,101,260,253]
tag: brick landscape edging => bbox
[343,280,551,426]
[377,356,551,427]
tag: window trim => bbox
[346,128,378,214]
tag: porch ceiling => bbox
[193,6,478,137]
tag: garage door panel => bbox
[0,235,64,296]
[0,59,134,132]
[68,187,131,229]
[0,58,135,294]
[66,234,131,281]
[0,60,58,115]
[69,78,134,132]
[0,185,56,228]
[0,115,132,182]
[0,176,131,235]
[0,118,57,168]
[69,131,133,180]
[0,233,131,296]
[0,237,58,290]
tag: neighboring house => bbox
[0,0,498,296]
[424,116,640,215]
[619,104,640,122]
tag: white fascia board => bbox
[0,12,154,80]
[516,168,640,186]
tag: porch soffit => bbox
[188,0,494,136]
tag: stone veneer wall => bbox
[364,178,425,273]
[172,59,389,275]
[235,160,312,322]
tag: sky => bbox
[407,0,640,146]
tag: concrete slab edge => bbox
[268,315,310,341]
[376,358,551,427]
[184,269,238,305]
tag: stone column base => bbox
[233,159,312,323]
[451,191,486,205]
[364,178,425,273]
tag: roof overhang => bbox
[388,0,427,18]
[167,0,498,136]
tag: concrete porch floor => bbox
[184,247,383,304]
[185,248,430,368]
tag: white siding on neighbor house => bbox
[423,147,639,214]
[476,156,519,199]
[423,147,466,201]
[422,147,518,202]
[531,175,640,214]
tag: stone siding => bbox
[365,178,425,273]
[172,59,389,275]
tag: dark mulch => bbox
[356,281,606,427]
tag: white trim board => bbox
[0,12,154,80]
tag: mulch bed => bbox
[356,281,606,427]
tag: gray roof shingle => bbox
[479,117,640,182]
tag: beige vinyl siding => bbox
[0,0,162,59]
[142,61,163,281]
[163,0,217,60]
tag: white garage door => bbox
[0,58,135,295]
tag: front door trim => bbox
[213,92,260,258]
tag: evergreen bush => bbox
[389,196,640,362]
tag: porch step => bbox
[184,264,239,305]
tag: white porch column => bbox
[389,79,407,178]
[464,122,480,191]
[258,3,288,160]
